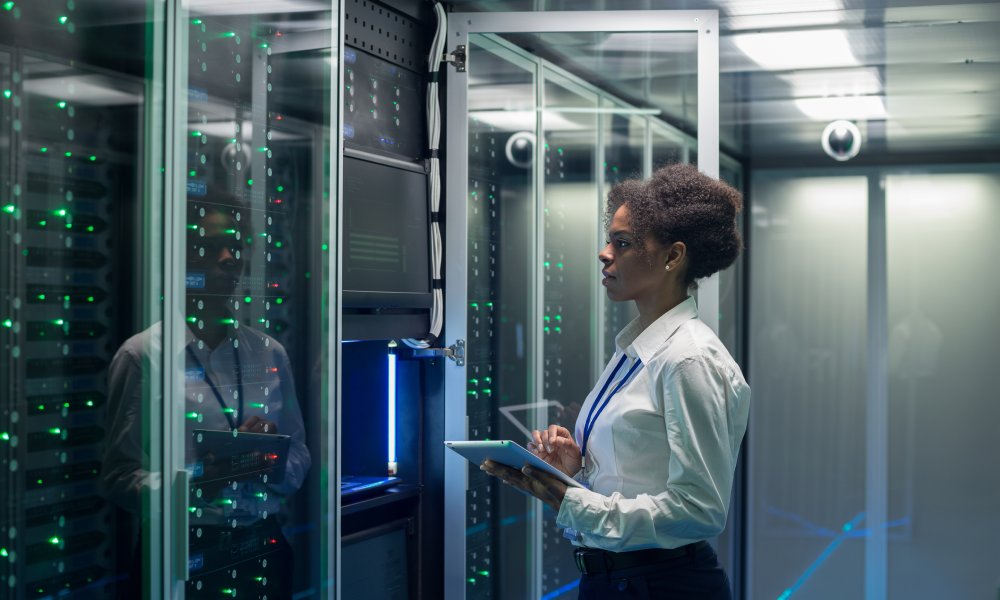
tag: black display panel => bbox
[342,154,431,310]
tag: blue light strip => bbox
[540,579,580,600]
[387,342,397,471]
[777,512,866,600]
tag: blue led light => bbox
[387,341,397,474]
[540,579,580,600]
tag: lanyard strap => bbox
[187,343,244,430]
[581,354,643,461]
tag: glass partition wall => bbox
[1,2,339,598]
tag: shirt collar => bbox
[615,296,699,364]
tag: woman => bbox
[482,163,750,599]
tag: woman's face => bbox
[598,204,668,303]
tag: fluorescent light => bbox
[387,341,397,476]
[796,96,886,120]
[781,67,882,98]
[185,0,325,15]
[471,110,584,132]
[723,0,842,16]
[598,33,697,53]
[734,29,857,71]
[24,75,141,106]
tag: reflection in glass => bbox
[540,71,599,599]
[1,5,148,596]
[466,36,536,600]
[601,100,645,362]
[748,175,869,599]
[171,8,333,598]
[886,172,1000,599]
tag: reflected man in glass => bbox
[101,190,310,599]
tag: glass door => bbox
[167,2,339,598]
[444,11,720,600]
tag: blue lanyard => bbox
[186,343,244,430]
[581,354,643,462]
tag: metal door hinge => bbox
[411,339,465,365]
[442,45,466,72]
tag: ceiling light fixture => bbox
[796,95,887,121]
[734,29,857,71]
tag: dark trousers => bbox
[577,542,732,600]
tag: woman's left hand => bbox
[480,460,567,512]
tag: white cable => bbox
[404,2,447,349]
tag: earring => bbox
[664,264,671,271]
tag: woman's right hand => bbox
[527,424,581,477]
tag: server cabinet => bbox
[1,1,341,598]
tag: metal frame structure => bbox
[444,11,720,599]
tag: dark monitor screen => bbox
[341,521,411,600]
[342,154,431,310]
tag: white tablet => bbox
[445,440,584,489]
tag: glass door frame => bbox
[444,11,720,600]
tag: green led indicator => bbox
[89,155,96,161]
[274,241,282,248]
[482,389,492,395]
[259,43,269,48]
[470,302,478,308]
[38,220,47,226]
[255,575,265,581]
[189,506,197,513]
[486,302,493,308]
[48,427,61,435]
[275,297,283,305]
[85,400,94,407]
[36,479,43,485]
[246,179,253,186]
[87,225,94,232]
[0,432,9,440]
[543,261,551,267]
[224,228,237,234]
[2,204,14,214]
[543,315,550,322]
[468,378,478,385]
[0,548,8,557]
[189,170,197,177]
[190,130,203,138]
[554,326,561,333]
[2,319,12,328]
[186,411,199,419]
[52,318,64,325]
[478,570,490,577]
[64,151,72,158]
[49,536,62,545]
[190,18,202,25]
[57,15,68,24]
[188,224,198,230]
[2,2,14,11]
[63,402,70,408]
[39,146,47,153]
[57,100,67,109]
[186,316,197,323]
[544,326,551,332]
[257,147,268,152]
[220,318,235,325]
[556,262,564,269]
[55,208,67,217]
[2,89,10,99]
[222,407,235,414]
[220,31,236,38]
[243,296,252,304]
[467,578,476,584]
[321,243,329,251]
[555,315,562,321]
[250,402,264,408]
[37,404,44,411]
[221,589,236,597]
[276,185,284,192]
[217,498,233,505]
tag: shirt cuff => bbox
[556,485,601,534]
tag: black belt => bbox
[573,541,707,575]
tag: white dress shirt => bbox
[101,321,311,527]
[555,296,750,551]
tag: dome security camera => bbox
[505,131,535,169]
[821,120,862,161]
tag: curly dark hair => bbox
[606,163,743,286]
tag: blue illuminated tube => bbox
[387,340,398,475]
